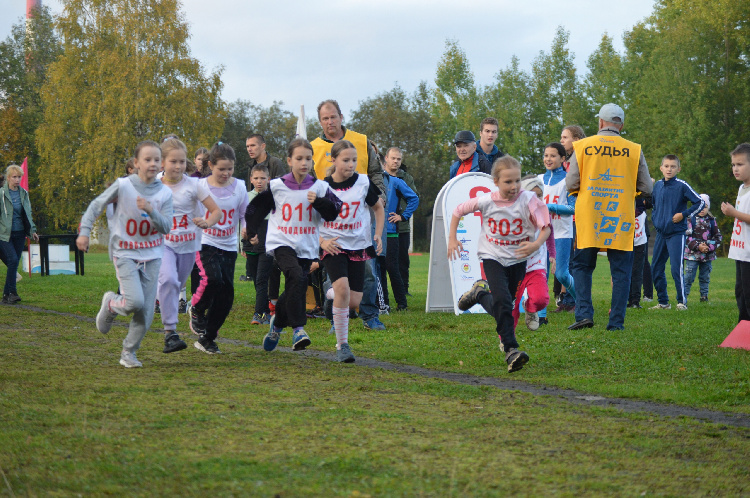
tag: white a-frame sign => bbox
[426,172,497,314]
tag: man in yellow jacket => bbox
[566,103,653,331]
[310,100,387,331]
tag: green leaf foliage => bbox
[36,0,224,228]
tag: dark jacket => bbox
[651,177,704,237]
[243,153,288,190]
[449,152,491,179]
[475,140,504,167]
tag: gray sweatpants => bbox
[111,257,162,353]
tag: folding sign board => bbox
[426,172,496,314]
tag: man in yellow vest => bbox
[311,99,388,331]
[566,103,653,331]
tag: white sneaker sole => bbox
[119,359,142,368]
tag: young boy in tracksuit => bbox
[650,154,704,310]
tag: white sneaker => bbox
[16,272,22,282]
[525,311,540,331]
[650,303,671,310]
[96,292,118,334]
[119,350,142,368]
[676,303,688,311]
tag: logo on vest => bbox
[589,168,624,182]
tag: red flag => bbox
[21,157,29,191]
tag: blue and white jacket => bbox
[542,166,575,217]
[382,172,419,234]
[651,177,704,237]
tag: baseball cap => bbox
[454,130,476,144]
[596,103,625,124]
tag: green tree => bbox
[36,0,224,227]
[582,33,626,132]
[0,6,61,228]
[623,0,750,245]
[432,40,481,167]
[484,56,534,166]
[349,82,442,248]
[224,99,296,181]
[527,26,587,170]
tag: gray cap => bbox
[596,103,625,124]
[454,130,476,144]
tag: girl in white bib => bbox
[188,143,248,354]
[157,138,221,354]
[76,140,173,368]
[319,140,385,363]
[447,156,551,373]
[246,138,342,353]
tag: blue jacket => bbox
[475,140,503,167]
[651,177,704,237]
[383,172,419,234]
[542,167,575,216]
[449,152,492,179]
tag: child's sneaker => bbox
[538,317,549,326]
[194,336,221,354]
[336,343,355,363]
[178,298,188,314]
[239,275,252,282]
[525,311,539,331]
[379,304,390,315]
[700,295,709,302]
[189,306,207,336]
[292,329,311,351]
[119,350,142,368]
[251,312,263,325]
[458,279,489,311]
[163,332,187,353]
[95,291,117,334]
[650,303,671,310]
[642,296,653,302]
[154,300,160,314]
[676,303,688,311]
[505,348,529,373]
[263,316,281,351]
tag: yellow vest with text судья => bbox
[311,129,369,180]
[572,135,641,251]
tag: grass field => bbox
[1,251,749,495]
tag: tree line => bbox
[0,0,747,250]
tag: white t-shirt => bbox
[728,185,750,262]
[475,190,541,266]
[318,174,372,251]
[265,178,331,260]
[539,174,573,239]
[199,178,247,252]
[163,175,211,254]
[633,212,647,247]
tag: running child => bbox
[319,140,385,362]
[245,138,342,352]
[512,175,555,330]
[76,140,173,368]
[157,138,221,353]
[721,143,750,323]
[448,155,551,373]
[650,154,704,310]
[683,194,721,302]
[189,142,248,354]
[539,142,575,312]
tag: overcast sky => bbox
[1,0,656,119]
